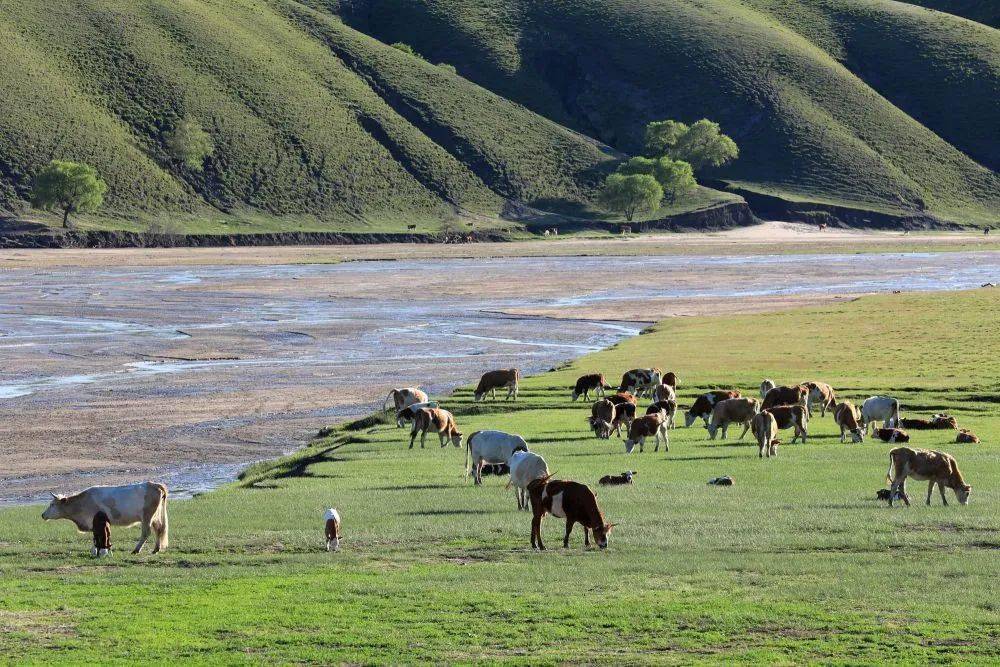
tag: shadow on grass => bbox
[370,484,455,491]
[671,455,740,462]
[401,509,505,516]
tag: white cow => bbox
[508,450,549,511]
[41,482,169,554]
[861,396,901,433]
[383,388,429,427]
[465,430,529,485]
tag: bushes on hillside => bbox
[31,160,107,228]
[165,119,215,172]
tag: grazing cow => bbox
[760,378,776,399]
[706,397,760,440]
[834,401,865,443]
[886,447,971,506]
[646,399,678,429]
[803,381,837,417]
[872,427,910,443]
[618,368,662,398]
[572,373,609,402]
[684,390,742,427]
[624,410,669,453]
[607,392,637,407]
[612,402,636,436]
[653,382,676,403]
[42,482,169,554]
[528,478,614,550]
[761,384,809,412]
[509,450,549,511]
[751,411,780,458]
[409,407,462,449]
[474,369,520,401]
[588,398,617,439]
[465,430,529,485]
[395,401,439,427]
[92,511,112,558]
[900,414,958,430]
[763,405,809,443]
[324,508,342,552]
[861,396,901,433]
[383,387,429,427]
[599,471,635,485]
[956,430,980,444]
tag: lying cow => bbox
[572,373,610,402]
[619,368,662,399]
[760,378,776,399]
[528,476,614,550]
[383,388,429,427]
[706,397,760,440]
[834,401,864,443]
[42,481,169,554]
[803,381,837,417]
[763,405,808,443]
[395,401,439,427]
[900,414,958,430]
[324,508,342,552]
[684,389,742,427]
[474,368,520,401]
[409,407,463,449]
[886,447,971,506]
[599,471,635,485]
[509,450,549,511]
[465,430,529,485]
[751,411,779,458]
[861,395,901,433]
[761,384,809,412]
[872,427,910,443]
[646,399,677,429]
[956,429,980,444]
[624,409,669,453]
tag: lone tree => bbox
[643,119,739,171]
[599,173,663,222]
[32,160,107,228]
[616,156,696,203]
[165,118,214,171]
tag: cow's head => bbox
[473,391,485,402]
[624,438,639,454]
[589,418,612,439]
[684,411,698,428]
[41,493,67,521]
[705,422,719,439]
[592,522,615,549]
[449,431,463,448]
[849,428,864,443]
[956,485,972,505]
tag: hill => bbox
[898,0,999,27]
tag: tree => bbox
[616,156,696,202]
[643,118,739,171]
[31,160,107,228]
[643,120,689,157]
[599,173,663,221]
[165,118,214,171]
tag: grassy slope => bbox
[2,289,999,662]
[354,0,1000,226]
[897,0,999,27]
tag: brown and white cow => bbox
[324,508,342,552]
[751,411,780,458]
[662,371,679,390]
[409,407,463,449]
[684,389,742,428]
[528,477,614,550]
[653,382,676,403]
[474,369,520,402]
[886,447,971,506]
[763,405,809,443]
[383,387,429,427]
[588,398,617,439]
[834,401,864,443]
[646,399,678,429]
[956,430,980,444]
[706,397,760,440]
[572,373,609,402]
[42,482,169,554]
[761,384,809,412]
[624,410,669,453]
[803,381,837,417]
[618,368,662,399]
[872,427,910,443]
[607,392,637,407]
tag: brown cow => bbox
[684,389,742,427]
[662,371,679,389]
[409,407,463,449]
[474,369,520,401]
[528,477,614,550]
[612,402,636,436]
[872,427,910,443]
[761,384,809,412]
[607,392,637,407]
[956,429,980,444]
[751,411,780,458]
[763,405,809,443]
[803,381,837,417]
[572,373,609,402]
[588,399,617,439]
[886,447,971,506]
[646,399,677,429]
[900,415,959,430]
[92,511,112,557]
[834,401,864,443]
[624,410,669,453]
[706,397,760,440]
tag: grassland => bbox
[1,289,999,663]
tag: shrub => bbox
[31,160,107,228]
[165,118,215,171]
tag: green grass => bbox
[2,289,999,663]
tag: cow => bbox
[612,402,636,436]
[41,482,168,554]
[572,373,609,402]
[599,471,635,485]
[803,381,837,417]
[409,407,462,449]
[588,399,617,439]
[618,368,662,399]
[395,401,439,427]
[956,430,980,444]
[383,388,429,426]
[861,396,901,433]
[751,411,780,458]
[684,389,742,427]
[646,399,677,429]
[508,450,549,511]
[528,477,614,550]
[900,415,958,430]
[624,409,669,453]
[760,378,776,399]
[886,447,971,506]
[607,392,637,407]
[834,401,865,443]
[324,508,342,552]
[465,430,529,485]
[474,369,520,401]
[761,384,809,413]
[763,405,809,443]
[92,511,112,558]
[706,397,760,440]
[653,382,676,403]
[662,371,679,390]
[872,427,910,443]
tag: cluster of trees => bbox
[599,119,738,221]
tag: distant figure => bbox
[818,223,827,231]
[551,228,559,236]
[324,508,342,552]
[986,228,991,235]
[543,229,550,236]
[92,511,112,558]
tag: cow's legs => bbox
[720,423,729,440]
[563,519,574,548]
[474,460,483,486]
[132,522,151,554]
[839,426,846,443]
[420,430,427,448]
[408,425,418,449]
[532,515,545,550]
[737,422,750,440]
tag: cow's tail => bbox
[891,400,900,428]
[464,431,479,478]
[155,483,169,550]
[886,453,896,486]
[382,390,395,412]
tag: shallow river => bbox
[1,251,997,504]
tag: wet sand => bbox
[1,246,997,504]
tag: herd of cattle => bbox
[40,365,978,556]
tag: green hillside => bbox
[898,0,999,28]
[351,0,1000,226]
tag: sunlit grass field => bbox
[1,289,998,663]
